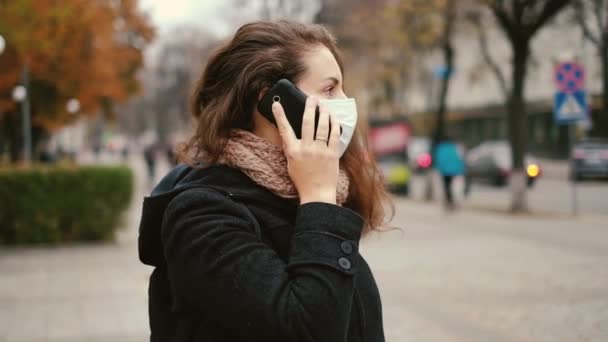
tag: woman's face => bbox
[296,45,346,100]
[251,45,347,147]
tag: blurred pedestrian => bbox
[433,135,466,210]
[39,148,57,164]
[143,144,157,185]
[121,144,130,163]
[165,142,178,167]
[92,141,102,161]
[138,21,392,342]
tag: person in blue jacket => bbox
[433,135,466,210]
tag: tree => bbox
[434,0,457,144]
[0,0,155,161]
[115,26,218,142]
[475,0,572,212]
[574,0,608,137]
[467,9,510,99]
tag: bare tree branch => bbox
[574,0,601,46]
[529,0,571,35]
[490,3,518,42]
[471,14,510,98]
[513,0,526,27]
[592,0,605,34]
[521,0,545,27]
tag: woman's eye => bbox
[324,86,334,96]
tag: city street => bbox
[409,163,608,216]
[0,157,607,341]
[466,177,608,215]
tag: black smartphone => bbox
[257,79,320,139]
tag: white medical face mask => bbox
[319,98,358,157]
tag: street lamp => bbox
[66,98,81,160]
[12,83,32,163]
[0,34,5,55]
[12,85,26,102]
[66,98,80,114]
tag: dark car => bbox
[466,141,541,187]
[570,138,608,180]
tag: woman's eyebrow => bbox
[324,77,340,85]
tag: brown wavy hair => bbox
[179,21,393,234]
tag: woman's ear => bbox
[253,87,269,123]
[258,87,269,101]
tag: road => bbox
[409,172,608,216]
[0,156,606,341]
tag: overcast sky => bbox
[139,0,228,36]
[138,0,319,64]
[139,0,319,37]
[139,0,234,64]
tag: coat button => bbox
[341,241,353,255]
[338,257,352,270]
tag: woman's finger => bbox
[315,104,330,143]
[272,101,297,149]
[301,96,318,143]
[328,114,341,152]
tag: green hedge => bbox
[0,165,134,244]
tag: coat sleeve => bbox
[161,188,363,342]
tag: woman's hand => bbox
[272,96,340,205]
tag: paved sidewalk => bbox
[1,157,606,341]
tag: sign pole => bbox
[569,124,578,216]
[553,60,587,217]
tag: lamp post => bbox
[12,68,32,163]
[3,35,32,163]
[66,98,80,160]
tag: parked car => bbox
[570,138,608,180]
[369,118,412,195]
[408,137,433,173]
[466,141,541,187]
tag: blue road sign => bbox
[433,65,452,80]
[554,90,588,125]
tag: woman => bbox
[139,20,393,342]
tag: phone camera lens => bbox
[272,95,281,103]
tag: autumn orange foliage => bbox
[0,0,155,132]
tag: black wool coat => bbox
[138,164,385,342]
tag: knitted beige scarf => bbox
[219,129,350,205]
